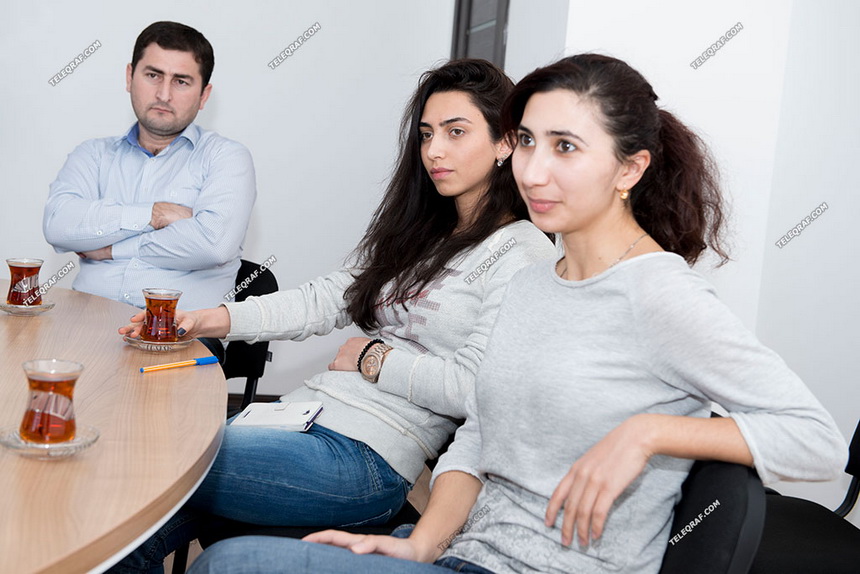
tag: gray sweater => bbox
[223,221,556,483]
[435,253,847,574]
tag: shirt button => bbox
[132,224,139,229]
[132,262,138,269]
[96,230,103,235]
[124,293,130,299]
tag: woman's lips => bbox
[528,198,558,214]
[430,168,453,180]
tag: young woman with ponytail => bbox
[110,59,556,573]
[184,54,846,574]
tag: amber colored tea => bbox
[141,289,182,342]
[19,375,77,443]
[7,258,43,306]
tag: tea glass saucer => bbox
[0,425,100,460]
[123,335,194,353]
[0,301,56,316]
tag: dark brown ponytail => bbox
[502,53,728,265]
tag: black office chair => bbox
[748,418,860,574]
[223,259,278,416]
[171,259,278,574]
[659,460,765,574]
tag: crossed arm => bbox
[77,202,192,260]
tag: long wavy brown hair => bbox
[345,59,533,331]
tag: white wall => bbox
[2,0,856,525]
[757,0,860,523]
[560,0,858,524]
[0,0,455,397]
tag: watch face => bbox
[364,355,381,376]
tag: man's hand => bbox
[77,245,113,261]
[150,202,193,229]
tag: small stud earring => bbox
[618,188,630,200]
[496,156,507,167]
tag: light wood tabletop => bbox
[0,281,226,574]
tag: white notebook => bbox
[231,401,323,432]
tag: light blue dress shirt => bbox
[43,123,257,310]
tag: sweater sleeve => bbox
[633,262,848,484]
[375,229,555,419]
[430,382,484,489]
[223,269,355,344]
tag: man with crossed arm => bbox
[43,21,255,359]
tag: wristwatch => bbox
[360,342,393,383]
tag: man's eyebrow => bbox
[141,65,195,82]
[419,117,473,128]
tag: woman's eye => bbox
[420,132,432,142]
[557,140,577,153]
[450,128,465,137]
[518,133,533,147]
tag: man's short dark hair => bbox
[131,21,214,89]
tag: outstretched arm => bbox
[304,470,481,562]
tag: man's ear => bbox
[126,63,133,93]
[198,83,213,110]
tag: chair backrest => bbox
[223,259,278,382]
[834,418,860,517]
[659,460,765,574]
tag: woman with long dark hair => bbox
[110,58,555,573]
[186,54,846,574]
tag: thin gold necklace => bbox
[558,232,649,279]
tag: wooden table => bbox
[0,281,226,573]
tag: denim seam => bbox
[357,440,384,492]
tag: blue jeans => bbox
[108,425,411,573]
[185,535,496,574]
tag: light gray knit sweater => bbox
[222,221,556,483]
[435,253,847,574]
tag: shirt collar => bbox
[122,123,200,157]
